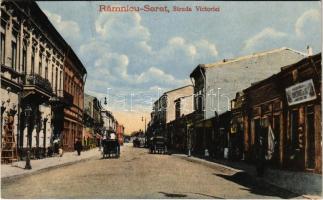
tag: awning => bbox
[194,118,214,128]
[83,131,94,139]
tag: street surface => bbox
[2,144,299,199]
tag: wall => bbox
[165,86,193,123]
[205,48,305,119]
[179,95,194,117]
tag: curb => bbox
[172,154,303,197]
[173,154,241,174]
[2,156,97,183]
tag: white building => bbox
[101,110,116,136]
[154,85,194,125]
[1,1,69,161]
[190,47,306,120]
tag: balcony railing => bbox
[25,74,52,94]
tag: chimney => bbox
[307,45,313,56]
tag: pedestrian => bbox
[58,145,64,157]
[74,138,83,156]
[256,123,268,177]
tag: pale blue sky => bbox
[38,1,321,112]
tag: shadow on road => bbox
[213,172,299,199]
[159,191,223,199]
[158,192,187,198]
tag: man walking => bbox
[74,138,83,156]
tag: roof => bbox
[174,94,193,102]
[190,47,306,78]
[11,1,87,75]
[244,52,321,92]
[164,85,193,95]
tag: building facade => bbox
[148,85,193,150]
[189,47,306,156]
[190,47,306,120]
[61,49,86,151]
[1,0,68,161]
[1,1,87,160]
[83,93,103,149]
[101,110,116,137]
[243,53,321,173]
[116,122,124,145]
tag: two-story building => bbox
[101,110,116,137]
[189,47,306,155]
[1,1,87,161]
[83,93,103,149]
[1,0,67,161]
[61,48,86,151]
[149,85,193,147]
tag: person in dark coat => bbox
[256,125,268,177]
[74,138,83,156]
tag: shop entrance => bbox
[306,106,315,169]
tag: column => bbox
[47,50,53,90]
[26,33,32,75]
[18,21,24,73]
[60,68,63,97]
[4,17,12,67]
[34,39,40,76]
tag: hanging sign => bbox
[285,79,316,106]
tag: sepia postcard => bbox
[0,0,322,199]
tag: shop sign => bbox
[285,79,316,106]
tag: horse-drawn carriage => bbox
[102,139,120,158]
[149,136,167,154]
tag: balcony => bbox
[23,74,53,97]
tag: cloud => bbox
[136,67,190,86]
[43,10,81,45]
[243,28,287,51]
[295,9,320,37]
[95,12,150,42]
[80,13,215,95]
[164,37,218,59]
[195,39,218,57]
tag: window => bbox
[51,64,54,84]
[39,53,42,76]
[0,33,5,65]
[11,41,17,69]
[59,71,62,91]
[55,68,58,93]
[31,48,35,74]
[45,59,48,79]
[175,101,181,119]
[22,45,27,74]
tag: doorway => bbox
[306,106,315,169]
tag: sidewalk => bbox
[173,154,322,198]
[1,148,101,181]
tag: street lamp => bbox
[24,105,32,170]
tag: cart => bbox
[150,136,167,154]
[102,139,120,158]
